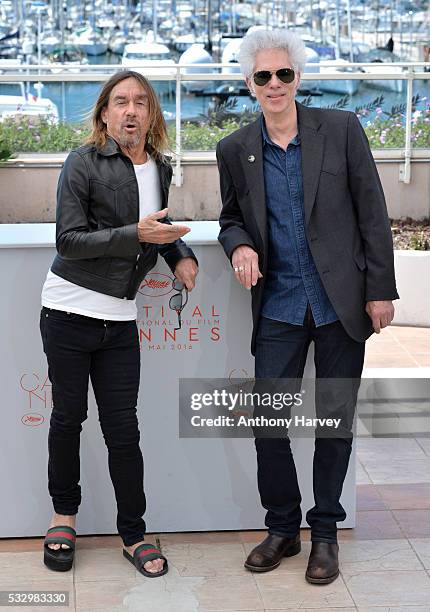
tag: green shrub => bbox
[0,139,13,161]
[0,116,90,153]
[410,232,430,251]
[1,96,429,154]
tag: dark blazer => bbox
[217,102,398,355]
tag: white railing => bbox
[0,62,429,185]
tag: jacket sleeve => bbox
[157,229,198,273]
[346,112,399,301]
[56,151,142,259]
[216,142,256,262]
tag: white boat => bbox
[361,63,404,94]
[122,41,176,95]
[0,58,21,74]
[40,31,62,55]
[70,26,108,56]
[359,50,405,94]
[221,38,242,74]
[42,46,89,74]
[179,44,215,93]
[122,41,175,70]
[0,82,59,123]
[299,46,320,94]
[174,33,207,53]
[109,31,127,55]
[336,38,371,61]
[319,59,360,96]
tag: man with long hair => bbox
[40,70,198,577]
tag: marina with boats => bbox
[0,1,429,124]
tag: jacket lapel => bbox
[296,102,325,226]
[241,118,267,251]
[155,157,171,209]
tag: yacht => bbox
[70,26,108,56]
[319,59,360,96]
[42,46,89,74]
[359,49,405,94]
[122,40,176,95]
[299,46,320,94]
[221,38,242,74]
[179,44,215,94]
[0,81,59,123]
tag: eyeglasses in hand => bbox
[169,278,189,330]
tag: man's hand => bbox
[365,300,395,333]
[174,257,198,291]
[138,208,190,244]
[231,245,263,290]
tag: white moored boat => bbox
[179,44,215,94]
[122,40,176,95]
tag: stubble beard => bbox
[118,129,142,149]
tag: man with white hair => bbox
[217,29,397,584]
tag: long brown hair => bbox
[85,70,170,159]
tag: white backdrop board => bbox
[0,222,355,537]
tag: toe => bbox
[144,560,155,572]
[144,558,164,573]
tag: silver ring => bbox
[238,266,244,272]
[234,267,239,272]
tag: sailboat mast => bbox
[346,0,353,62]
[207,0,213,54]
[153,0,158,41]
[334,0,340,60]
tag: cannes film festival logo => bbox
[138,273,174,298]
[21,413,44,426]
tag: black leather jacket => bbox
[51,137,197,299]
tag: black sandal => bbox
[43,526,76,572]
[123,543,168,578]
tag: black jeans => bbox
[40,306,145,547]
[254,311,365,543]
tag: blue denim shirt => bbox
[260,117,338,326]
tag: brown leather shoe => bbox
[305,542,339,584]
[244,533,301,572]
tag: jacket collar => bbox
[96,136,121,157]
[240,100,325,229]
[241,101,322,148]
[96,136,170,167]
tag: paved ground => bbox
[1,325,429,611]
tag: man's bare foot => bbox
[124,541,165,574]
[47,513,76,551]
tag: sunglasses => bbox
[253,67,295,87]
[169,278,189,331]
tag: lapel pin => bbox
[248,155,255,163]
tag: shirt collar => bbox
[260,114,301,147]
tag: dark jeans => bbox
[40,306,145,547]
[254,311,365,543]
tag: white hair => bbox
[238,29,307,77]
